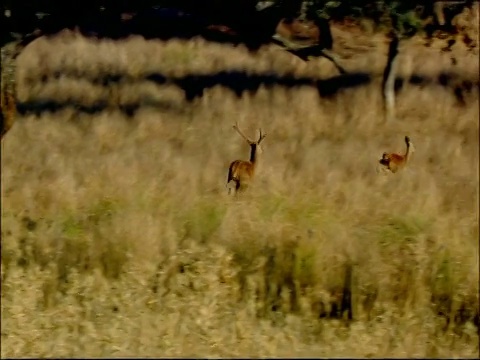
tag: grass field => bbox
[1,24,479,357]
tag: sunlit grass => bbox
[1,30,479,357]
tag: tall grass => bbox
[1,29,479,357]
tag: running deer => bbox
[226,122,267,195]
[379,136,415,173]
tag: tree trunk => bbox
[382,34,400,122]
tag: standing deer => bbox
[227,122,267,195]
[379,136,415,173]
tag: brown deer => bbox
[379,136,415,173]
[227,122,267,195]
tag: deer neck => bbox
[249,144,259,164]
[404,143,411,162]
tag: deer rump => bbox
[227,160,255,191]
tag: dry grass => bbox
[1,28,479,358]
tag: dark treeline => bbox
[2,1,285,34]
[1,0,340,57]
[1,0,475,40]
[1,1,304,48]
[0,1,476,68]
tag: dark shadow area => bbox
[27,66,479,98]
[170,71,316,101]
[16,70,374,116]
[14,70,479,116]
[16,98,189,118]
[6,3,333,61]
[144,73,168,85]
[405,72,479,91]
[16,100,109,116]
[394,72,480,105]
[316,73,371,97]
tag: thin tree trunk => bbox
[382,34,400,122]
[434,1,447,26]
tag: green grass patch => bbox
[374,214,432,245]
[179,196,226,243]
[56,197,128,280]
[257,194,326,230]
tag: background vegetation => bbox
[1,2,479,358]
[1,0,476,39]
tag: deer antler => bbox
[233,121,252,144]
[257,128,267,144]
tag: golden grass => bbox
[1,29,479,357]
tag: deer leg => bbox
[226,178,240,195]
[226,180,234,195]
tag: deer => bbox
[378,136,415,173]
[226,122,267,195]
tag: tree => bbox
[379,1,424,122]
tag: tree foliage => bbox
[303,1,472,38]
[1,0,474,40]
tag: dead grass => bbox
[1,29,479,358]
